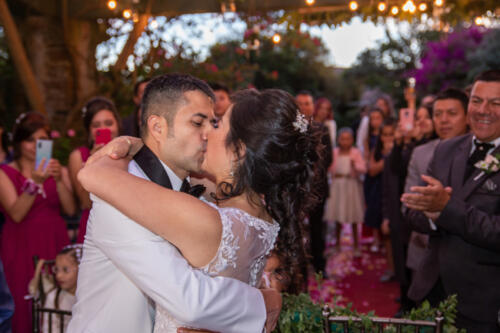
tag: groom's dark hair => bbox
[140,73,215,137]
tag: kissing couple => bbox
[68,73,322,333]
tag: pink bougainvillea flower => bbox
[67,129,76,137]
[51,130,61,138]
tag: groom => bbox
[68,74,280,333]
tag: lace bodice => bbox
[154,202,280,333]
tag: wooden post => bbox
[113,0,154,72]
[0,0,47,115]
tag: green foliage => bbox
[275,293,464,333]
[467,28,500,81]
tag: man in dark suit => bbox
[296,91,332,273]
[402,70,500,332]
[404,88,469,306]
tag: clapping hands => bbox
[401,175,452,220]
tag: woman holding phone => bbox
[68,97,121,243]
[0,112,75,333]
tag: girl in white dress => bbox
[78,88,322,332]
[324,128,366,255]
[42,244,82,333]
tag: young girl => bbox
[324,128,366,256]
[68,97,121,243]
[42,244,82,333]
[364,120,396,253]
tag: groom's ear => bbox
[147,115,168,141]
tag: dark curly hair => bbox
[215,89,323,291]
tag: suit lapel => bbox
[461,144,500,200]
[133,145,173,189]
[450,136,471,195]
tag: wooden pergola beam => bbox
[113,0,154,72]
[0,0,46,115]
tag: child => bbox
[324,128,366,257]
[42,244,82,333]
[364,120,396,253]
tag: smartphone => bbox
[399,108,415,132]
[95,128,112,145]
[35,139,53,170]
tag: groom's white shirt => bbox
[68,159,266,333]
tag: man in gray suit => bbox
[404,88,468,306]
[402,70,500,332]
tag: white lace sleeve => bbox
[201,203,280,287]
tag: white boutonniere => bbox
[474,153,500,181]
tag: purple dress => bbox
[76,147,90,244]
[0,164,69,333]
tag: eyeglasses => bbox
[52,266,77,274]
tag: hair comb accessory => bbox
[15,113,27,125]
[63,244,84,264]
[292,110,308,134]
[81,106,87,117]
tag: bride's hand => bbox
[86,136,143,166]
[261,288,282,332]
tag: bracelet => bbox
[21,179,46,198]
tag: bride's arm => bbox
[78,156,221,268]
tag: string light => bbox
[349,1,358,11]
[305,0,315,5]
[122,9,132,19]
[418,3,427,11]
[402,0,416,13]
[377,2,387,12]
[391,6,399,15]
[132,12,139,23]
[434,0,444,7]
[107,0,117,10]
[272,33,281,44]
[475,16,483,25]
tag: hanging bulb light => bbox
[272,33,281,44]
[378,2,387,12]
[418,3,427,11]
[391,6,399,15]
[150,19,158,29]
[434,0,444,7]
[474,16,483,25]
[107,0,117,10]
[305,0,315,5]
[349,1,358,11]
[402,0,416,13]
[122,9,132,19]
[132,12,139,23]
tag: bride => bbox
[78,88,322,332]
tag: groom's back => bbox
[68,162,155,333]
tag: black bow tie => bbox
[473,139,494,153]
[180,180,206,198]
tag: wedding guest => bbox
[402,70,500,332]
[363,107,384,160]
[0,121,12,164]
[122,78,149,137]
[365,118,395,253]
[42,244,82,333]
[382,103,436,315]
[323,128,366,256]
[0,258,13,333]
[314,97,337,147]
[296,90,333,273]
[68,97,120,243]
[261,249,297,294]
[0,112,73,333]
[357,93,395,156]
[404,88,468,306]
[210,82,231,118]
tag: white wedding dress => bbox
[153,202,280,333]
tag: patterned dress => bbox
[153,202,280,333]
